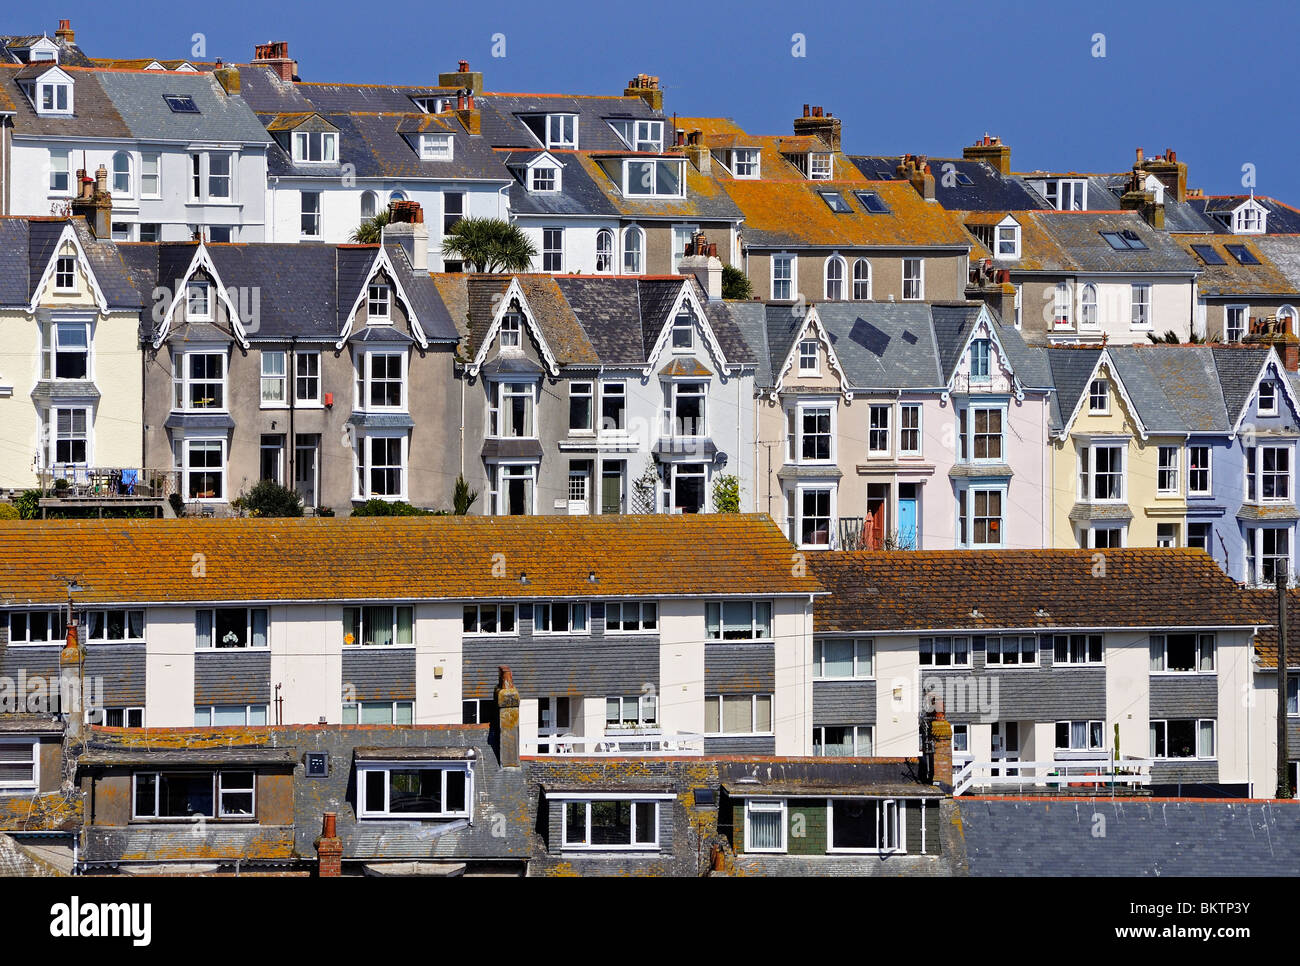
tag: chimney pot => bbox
[1136,147,1145,164]
[459,59,470,72]
[494,665,521,768]
[55,19,74,43]
[802,104,810,117]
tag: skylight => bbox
[820,191,852,213]
[955,172,974,186]
[1100,229,1147,251]
[1190,244,1226,265]
[164,94,200,114]
[854,191,889,214]
[1225,244,1259,265]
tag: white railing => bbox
[953,757,1155,797]
[529,731,705,757]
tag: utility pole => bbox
[1278,562,1291,798]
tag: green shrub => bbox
[237,480,304,518]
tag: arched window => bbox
[623,226,644,275]
[1054,282,1072,328]
[112,151,131,195]
[1080,283,1098,329]
[852,258,871,300]
[360,190,378,219]
[389,190,408,203]
[824,255,846,300]
[1280,305,1298,336]
[595,228,614,273]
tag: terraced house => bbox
[439,264,756,516]
[1,57,270,242]
[810,549,1267,793]
[739,298,1051,550]
[0,214,144,493]
[125,209,461,514]
[0,515,820,756]
[684,112,972,306]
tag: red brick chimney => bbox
[930,715,953,788]
[624,73,663,111]
[315,812,343,877]
[55,19,74,44]
[793,103,842,151]
[495,665,520,768]
[962,134,1011,175]
[252,41,297,82]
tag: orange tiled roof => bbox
[0,515,822,606]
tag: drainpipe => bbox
[1278,567,1290,797]
[289,336,297,503]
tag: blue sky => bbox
[22,0,1300,202]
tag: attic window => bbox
[1225,244,1259,265]
[529,165,558,192]
[164,94,200,114]
[808,153,833,180]
[854,191,889,214]
[546,114,577,150]
[1100,230,1146,251]
[608,118,664,152]
[820,191,852,213]
[1191,244,1226,265]
[623,159,684,198]
[37,79,72,115]
[420,133,454,160]
[293,131,338,164]
[730,149,760,178]
[955,172,974,186]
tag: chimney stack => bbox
[494,666,520,768]
[315,812,343,877]
[684,129,710,174]
[70,165,112,239]
[678,231,723,300]
[213,62,241,96]
[55,19,74,44]
[59,613,83,741]
[252,41,297,82]
[1134,146,1188,204]
[623,73,663,111]
[792,103,841,151]
[1120,186,1165,230]
[385,201,429,272]
[438,60,483,96]
[897,155,935,201]
[962,134,1012,175]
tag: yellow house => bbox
[1048,346,1189,549]
[0,217,144,492]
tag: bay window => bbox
[357,434,406,499]
[182,438,226,500]
[791,486,833,548]
[668,462,707,513]
[959,487,1004,547]
[1080,443,1125,501]
[1247,445,1291,503]
[358,351,406,410]
[491,463,536,515]
[488,381,536,437]
[787,404,833,463]
[51,407,88,465]
[1246,527,1291,586]
[665,381,706,437]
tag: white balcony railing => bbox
[953,757,1154,796]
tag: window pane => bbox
[754,695,773,732]
[722,695,751,732]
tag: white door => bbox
[567,471,589,515]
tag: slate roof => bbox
[724,178,970,250]
[1128,346,1230,432]
[810,549,1264,632]
[1044,346,1102,430]
[851,155,1045,211]
[960,799,1300,876]
[503,150,620,218]
[0,516,825,605]
[95,68,269,143]
[477,93,663,151]
[971,210,1199,275]
[1252,236,1300,295]
[571,152,744,222]
[1211,346,1273,424]
[0,834,65,877]
[1245,588,1300,669]
[0,217,140,310]
[1174,234,1298,297]
[1192,195,1300,234]
[0,63,130,137]
[0,34,94,67]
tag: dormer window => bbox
[729,149,760,178]
[419,133,454,160]
[529,165,558,192]
[623,159,684,198]
[54,256,76,291]
[809,153,833,180]
[187,281,212,321]
[1041,178,1086,210]
[38,79,71,115]
[1233,201,1267,234]
[609,119,663,152]
[995,219,1020,259]
[368,283,391,321]
[292,131,337,163]
[546,114,577,149]
[501,312,523,349]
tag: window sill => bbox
[196,646,272,653]
[342,644,416,650]
[359,812,470,821]
[1149,670,1215,676]
[813,676,876,683]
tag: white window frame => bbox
[959,486,1005,548]
[984,635,1039,667]
[771,254,794,301]
[824,255,846,300]
[790,484,835,549]
[813,726,875,757]
[621,158,686,199]
[744,799,787,853]
[342,700,414,726]
[1054,282,1072,329]
[1088,379,1108,413]
[356,761,472,819]
[186,280,213,321]
[367,282,392,322]
[140,152,160,198]
[292,130,338,164]
[49,150,71,194]
[1080,283,1099,330]
[542,227,564,272]
[852,258,871,300]
[86,609,146,644]
[1052,633,1104,666]
[462,603,518,635]
[902,258,924,300]
[826,798,904,854]
[488,379,537,439]
[790,402,834,465]
[0,738,39,792]
[112,151,132,197]
[622,226,645,275]
[603,601,658,634]
[1225,305,1248,343]
[490,461,538,515]
[561,799,660,851]
[529,165,559,193]
[295,351,321,406]
[595,228,615,273]
[534,602,589,635]
[1054,720,1105,753]
[419,133,454,160]
[545,114,578,150]
[355,432,409,501]
[1149,719,1216,760]
[868,404,891,456]
[194,607,269,650]
[37,79,72,115]
[343,605,415,647]
[1259,380,1279,417]
[357,350,408,412]
[300,190,322,238]
[48,318,89,377]
[1131,283,1153,329]
[1187,444,1212,496]
[704,601,774,641]
[1157,445,1180,495]
[1149,633,1215,674]
[798,339,819,375]
[1247,443,1292,504]
[1080,441,1127,502]
[899,403,922,456]
[260,350,287,408]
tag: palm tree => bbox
[442,217,538,273]
[350,208,391,244]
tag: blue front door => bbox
[898,498,917,549]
